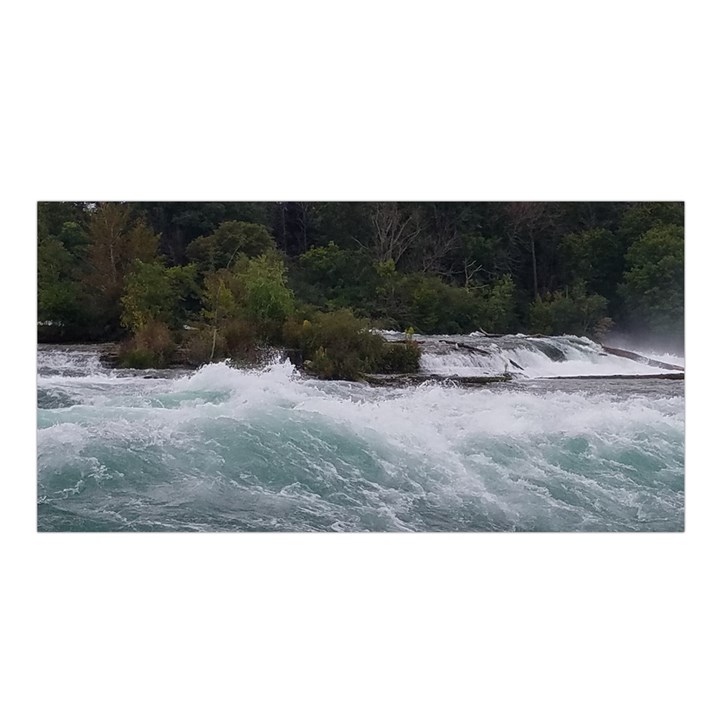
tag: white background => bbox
[2,1,718,718]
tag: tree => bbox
[37,201,685,347]
[307,201,375,252]
[270,202,314,256]
[38,202,88,243]
[558,227,623,304]
[132,202,270,263]
[620,224,684,337]
[618,202,684,248]
[456,232,508,288]
[202,254,295,345]
[294,242,378,311]
[186,221,275,271]
[477,275,517,333]
[38,237,83,326]
[54,221,89,258]
[418,202,463,275]
[529,283,610,337]
[202,270,242,328]
[120,261,198,332]
[236,255,295,341]
[504,202,556,299]
[363,202,424,266]
[393,274,481,334]
[84,203,159,327]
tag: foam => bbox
[36,345,685,531]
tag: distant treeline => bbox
[38,201,684,366]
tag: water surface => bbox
[37,339,685,532]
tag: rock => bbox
[601,345,684,371]
[544,373,684,380]
[359,373,511,387]
[534,341,566,362]
[438,339,491,355]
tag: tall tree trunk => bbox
[530,234,538,298]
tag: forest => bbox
[37,201,684,377]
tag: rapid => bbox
[37,336,684,532]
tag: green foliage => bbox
[375,259,397,279]
[120,261,198,332]
[305,202,375,253]
[620,224,684,335]
[476,275,517,333]
[529,284,610,337]
[38,202,87,244]
[117,348,157,369]
[527,298,553,335]
[298,242,353,283]
[83,203,160,332]
[618,202,684,246]
[56,221,89,257]
[37,202,684,349]
[37,231,112,340]
[394,274,481,334]
[186,221,274,271]
[294,242,378,310]
[459,232,509,284]
[372,271,517,335]
[201,254,294,343]
[236,255,295,341]
[201,270,241,327]
[408,276,457,332]
[283,309,386,380]
[38,237,81,324]
[283,310,421,379]
[558,228,622,299]
[376,341,422,373]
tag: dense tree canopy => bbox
[37,201,684,356]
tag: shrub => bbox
[181,321,261,367]
[283,311,422,379]
[118,320,176,368]
[283,309,385,380]
[223,319,258,359]
[183,328,221,366]
[118,348,157,369]
[376,341,421,373]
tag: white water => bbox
[37,342,684,532]
[397,333,685,378]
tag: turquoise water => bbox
[37,343,684,532]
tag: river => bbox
[37,335,685,531]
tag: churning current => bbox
[37,336,685,532]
